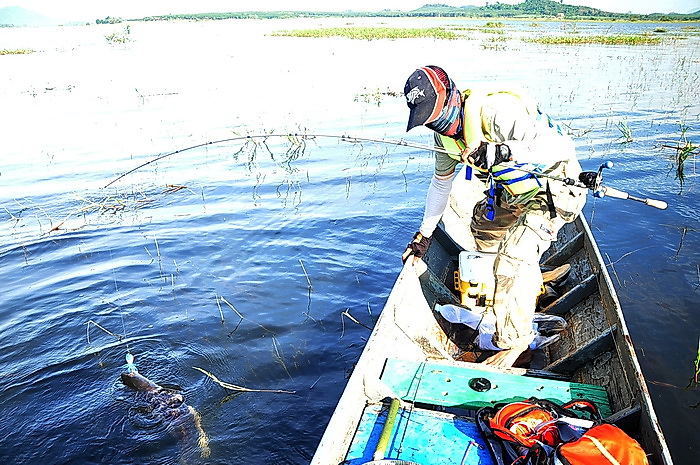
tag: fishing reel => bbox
[578,161,614,196]
[577,161,667,209]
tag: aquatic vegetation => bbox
[525,34,663,45]
[481,35,508,50]
[105,25,131,44]
[354,87,402,106]
[271,27,460,40]
[674,141,697,191]
[690,336,700,389]
[445,26,479,32]
[7,184,191,235]
[616,121,633,144]
[0,48,34,55]
[96,16,123,24]
[481,21,507,34]
[659,125,698,194]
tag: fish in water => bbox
[121,354,210,458]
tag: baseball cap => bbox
[404,66,450,131]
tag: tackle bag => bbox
[555,423,649,465]
[476,397,647,465]
[487,398,599,448]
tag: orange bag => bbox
[556,423,649,465]
[489,400,560,447]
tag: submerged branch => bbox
[219,296,274,334]
[193,366,295,394]
[86,320,124,344]
[340,309,373,339]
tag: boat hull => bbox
[312,169,672,465]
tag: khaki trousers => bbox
[471,199,568,350]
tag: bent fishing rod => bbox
[104,132,667,210]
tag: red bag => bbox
[489,400,560,447]
[556,423,649,465]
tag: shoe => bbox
[533,314,567,335]
[541,263,571,287]
[538,284,560,309]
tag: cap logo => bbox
[405,86,424,105]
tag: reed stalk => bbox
[86,320,124,343]
[299,259,313,291]
[694,337,700,385]
[193,366,295,394]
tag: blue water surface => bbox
[0,17,699,464]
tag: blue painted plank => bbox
[345,403,493,465]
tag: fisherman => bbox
[402,66,586,368]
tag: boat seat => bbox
[380,358,612,417]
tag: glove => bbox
[402,232,431,263]
[466,141,512,170]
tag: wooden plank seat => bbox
[380,358,612,418]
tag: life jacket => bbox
[439,89,567,200]
[555,423,649,465]
[476,398,648,465]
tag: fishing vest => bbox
[439,88,567,203]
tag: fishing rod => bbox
[103,132,667,209]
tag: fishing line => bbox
[103,132,667,209]
[121,311,131,355]
[393,361,427,460]
[109,246,132,356]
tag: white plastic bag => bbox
[435,303,566,351]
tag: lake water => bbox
[0,16,698,464]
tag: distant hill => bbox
[410,0,700,19]
[0,5,57,26]
[137,1,700,23]
[2,0,699,27]
[411,0,609,15]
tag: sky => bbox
[1,0,698,21]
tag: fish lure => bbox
[125,353,137,373]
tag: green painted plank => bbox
[381,358,612,418]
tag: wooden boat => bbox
[311,168,673,465]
